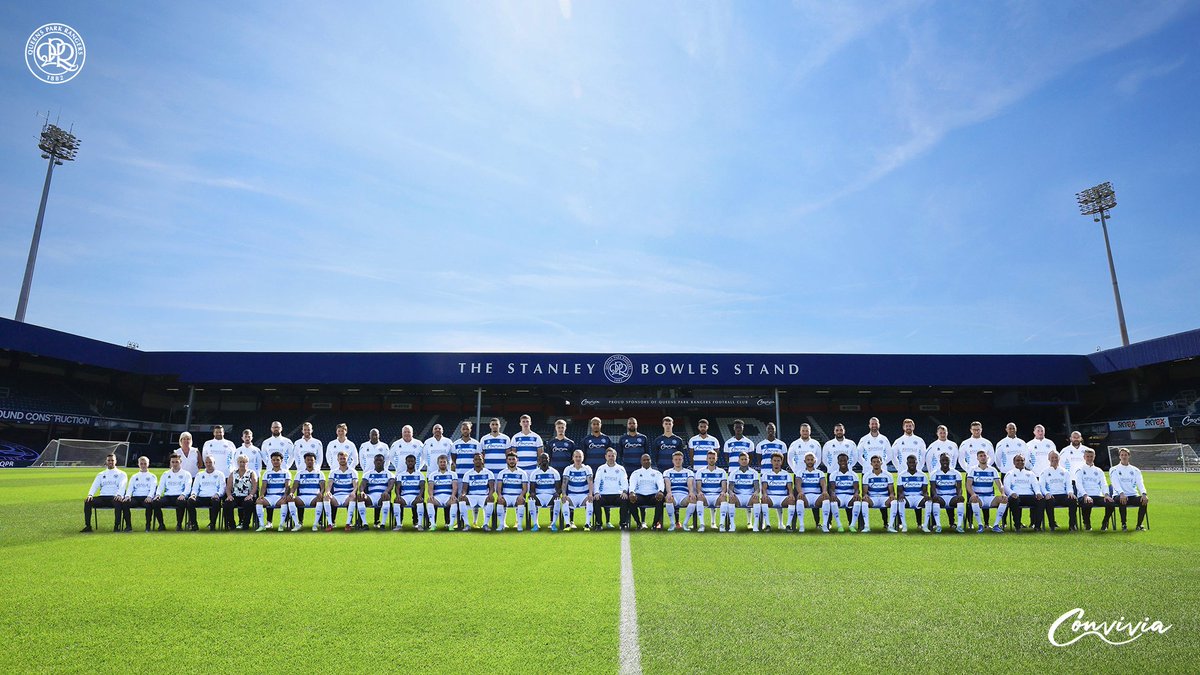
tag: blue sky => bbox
[1,1,1197,355]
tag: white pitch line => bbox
[619,530,643,675]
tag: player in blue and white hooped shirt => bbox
[794,452,827,533]
[324,423,358,473]
[723,419,753,472]
[688,419,721,470]
[458,453,495,531]
[966,449,1007,533]
[426,454,459,531]
[528,453,561,531]
[759,452,795,532]
[424,424,454,477]
[293,422,323,472]
[548,419,577,476]
[254,451,290,531]
[480,418,511,478]
[359,428,389,476]
[509,415,543,474]
[356,453,395,530]
[323,451,358,531]
[289,452,324,532]
[827,453,860,533]
[756,422,787,474]
[929,453,965,533]
[723,451,760,532]
[560,449,594,530]
[694,449,727,532]
[860,455,895,533]
[583,417,613,469]
[821,423,856,474]
[1038,450,1076,531]
[393,454,426,531]
[857,417,890,474]
[389,425,426,475]
[891,419,925,473]
[451,421,480,488]
[490,451,529,532]
[894,454,929,533]
[662,451,695,531]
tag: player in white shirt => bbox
[255,451,291,531]
[793,452,827,533]
[1075,449,1114,531]
[1002,454,1044,531]
[628,454,665,530]
[393,454,427,531]
[723,451,760,532]
[1038,450,1077,531]
[356,453,396,530]
[826,453,860,533]
[82,453,127,532]
[187,456,227,531]
[202,425,237,475]
[480,418,511,477]
[324,423,358,472]
[859,456,894,533]
[965,450,1007,534]
[153,455,193,531]
[230,429,258,477]
[929,453,965,533]
[458,453,495,531]
[426,454,460,531]
[293,422,323,472]
[787,424,822,475]
[289,452,325,532]
[891,419,926,473]
[693,449,727,532]
[993,423,1026,475]
[593,449,630,530]
[723,419,754,471]
[560,449,595,530]
[424,424,455,477]
[174,432,202,477]
[1025,424,1056,475]
[662,451,695,531]
[359,428,389,475]
[688,419,721,470]
[388,425,425,474]
[323,451,358,532]
[821,423,857,474]
[509,414,543,475]
[260,421,295,473]
[759,452,796,532]
[857,417,890,473]
[957,421,994,473]
[116,455,157,532]
[894,454,929,533]
[1107,447,1149,531]
[924,425,958,474]
[527,453,561,532]
[490,451,529,532]
[1058,431,1087,479]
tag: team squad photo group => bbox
[79,414,1152,536]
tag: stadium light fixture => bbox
[15,119,80,323]
[1075,181,1130,347]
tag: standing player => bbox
[1074,449,1112,531]
[756,422,787,474]
[628,454,665,530]
[527,453,561,531]
[187,456,227,531]
[1025,424,1056,475]
[560,449,594,530]
[426,454,459,531]
[894,454,929,533]
[794,452,827,533]
[202,425,237,475]
[547,419,577,476]
[827,453,860,533]
[325,423,358,472]
[857,417,890,473]
[509,414,543,474]
[491,451,529,532]
[616,417,649,478]
[1039,450,1077,531]
[965,450,1007,533]
[583,417,613,469]
[290,452,325,531]
[593,448,630,530]
[929,454,965,533]
[994,423,1026,476]
[651,416,687,473]
[662,451,695,531]
[723,451,760,532]
[891,419,925,473]
[393,454,426,531]
[359,428,390,475]
[153,454,192,531]
[293,422,323,472]
[231,429,258,476]
[1108,448,1149,531]
[957,421,993,528]
[759,452,795,532]
[821,424,856,473]
[924,425,958,474]
[324,451,358,531]
[1058,431,1088,478]
[458,453,495,531]
[859,456,894,533]
[693,449,727,532]
[260,421,295,474]
[390,425,426,474]
[479,418,510,478]
[424,424,454,477]
[451,422,480,480]
[688,419,721,470]
[356,453,395,530]
[117,456,157,532]
[1002,454,1044,531]
[723,419,754,472]
[255,451,291,532]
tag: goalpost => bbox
[1108,443,1199,472]
[30,439,131,467]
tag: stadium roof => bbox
[2,318,1198,388]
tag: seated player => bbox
[426,454,459,531]
[593,448,630,530]
[188,456,227,531]
[458,453,495,531]
[794,452,827,533]
[723,452,760,532]
[223,454,258,530]
[561,449,594,530]
[324,451,358,532]
[662,451,695,531]
[1074,449,1113,531]
[966,450,1007,534]
[860,455,894,533]
[117,456,157,532]
[1039,451,1077,531]
[290,452,325,532]
[527,453,561,532]
[393,454,426,531]
[1002,454,1044,531]
[693,450,728,533]
[82,453,127,533]
[255,451,291,532]
[1107,447,1149,531]
[153,454,192,531]
[827,452,860,533]
[491,451,529,532]
[356,453,395,530]
[759,452,795,532]
[929,453,965,533]
[628,454,665,530]
[894,454,929,533]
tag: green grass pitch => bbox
[1,469,1196,673]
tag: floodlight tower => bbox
[15,120,81,323]
[1075,181,1129,347]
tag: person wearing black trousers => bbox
[81,454,126,533]
[1002,455,1044,531]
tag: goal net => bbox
[1108,443,1200,472]
[30,439,130,467]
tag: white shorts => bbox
[362,492,388,507]
[497,493,523,505]
[972,493,998,505]
[328,492,354,506]
[566,493,589,508]
[296,494,320,507]
[464,495,487,509]
[262,494,285,508]
[766,494,790,508]
[699,493,721,508]
[430,495,455,507]
[933,494,958,506]
[668,492,690,506]
[835,494,855,509]
[904,494,925,510]
[799,492,822,508]
[729,492,755,507]
[533,491,556,506]
[396,493,421,506]
[867,495,889,509]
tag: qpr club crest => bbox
[603,354,633,384]
[26,23,86,84]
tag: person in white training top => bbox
[82,453,127,532]
[293,422,323,472]
[230,429,258,475]
[788,423,822,475]
[1106,447,1149,531]
[1025,424,1056,475]
[890,418,925,473]
[153,455,192,531]
[424,424,455,476]
[187,456,227,531]
[260,421,296,473]
[627,453,665,530]
[593,448,630,530]
[994,423,1026,475]
[1074,448,1113,531]
[857,417,890,473]
[117,455,158,532]
[822,423,857,474]
[202,424,237,475]
[174,432,201,477]
[924,425,958,474]
[324,423,358,472]
[359,428,389,473]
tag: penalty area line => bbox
[619,530,642,674]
